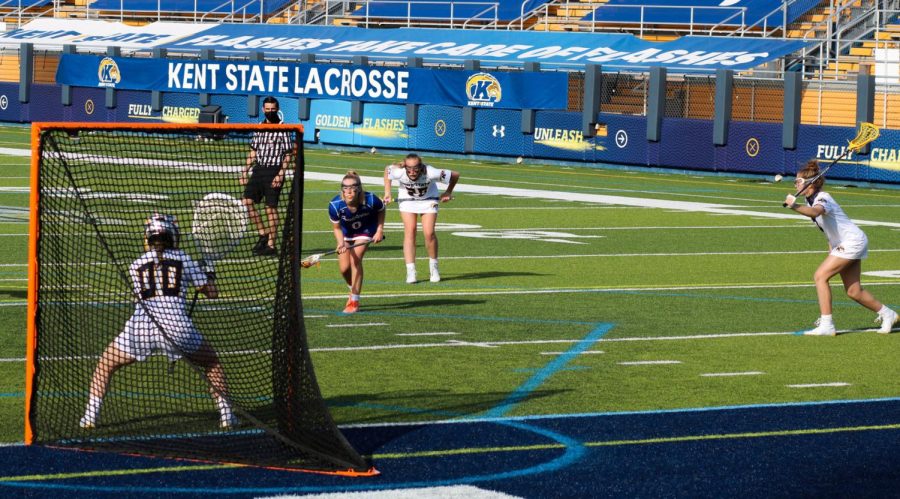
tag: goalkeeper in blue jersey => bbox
[80,214,237,430]
[328,171,386,314]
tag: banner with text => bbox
[56,54,569,110]
[4,19,812,72]
[162,23,812,72]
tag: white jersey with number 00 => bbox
[114,249,209,361]
[129,248,207,332]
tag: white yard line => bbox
[787,383,850,388]
[396,332,459,336]
[618,360,683,365]
[325,322,389,328]
[540,350,604,355]
[0,147,28,157]
[1,280,898,308]
[0,249,898,277]
[0,225,815,238]
[701,371,766,377]
[325,173,900,229]
[0,329,861,362]
[6,143,896,228]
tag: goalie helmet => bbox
[144,213,179,249]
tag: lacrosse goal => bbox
[26,122,373,474]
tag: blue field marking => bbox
[2,398,900,496]
[480,323,613,419]
[512,366,591,374]
[0,327,613,496]
[0,422,588,496]
[0,392,22,398]
[469,395,900,424]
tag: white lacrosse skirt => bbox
[398,198,439,214]
[830,238,868,260]
[114,314,203,362]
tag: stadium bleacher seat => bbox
[352,0,551,23]
[1,0,52,13]
[580,0,823,28]
[88,0,293,16]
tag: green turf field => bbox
[1,124,898,443]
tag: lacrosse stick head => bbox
[192,193,248,262]
[848,122,880,152]
[300,253,321,269]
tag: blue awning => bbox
[161,24,812,72]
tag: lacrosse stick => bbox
[187,193,248,316]
[783,122,879,207]
[300,240,375,268]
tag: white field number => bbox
[451,230,604,244]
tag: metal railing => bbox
[0,0,58,28]
[83,0,297,23]
[508,1,748,35]
[796,1,898,79]
[320,0,499,28]
[725,0,814,38]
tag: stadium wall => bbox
[3,80,899,183]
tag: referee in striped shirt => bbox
[241,96,295,256]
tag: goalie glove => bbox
[199,259,216,281]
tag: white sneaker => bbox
[429,263,440,283]
[79,415,95,429]
[876,308,898,334]
[406,267,417,284]
[803,318,837,336]
[220,412,239,429]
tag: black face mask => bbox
[264,110,280,123]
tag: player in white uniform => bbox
[80,214,237,429]
[785,160,898,336]
[384,153,459,283]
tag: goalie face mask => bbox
[145,213,180,249]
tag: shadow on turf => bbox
[328,388,570,454]
[1,290,26,300]
[442,271,549,282]
[363,298,485,310]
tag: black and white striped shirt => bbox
[250,128,294,170]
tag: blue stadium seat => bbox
[352,0,551,22]
[580,0,822,28]
[5,0,52,9]
[89,0,293,15]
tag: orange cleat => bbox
[343,300,359,314]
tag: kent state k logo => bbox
[97,57,121,88]
[466,73,502,108]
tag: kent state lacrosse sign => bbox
[57,55,568,110]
